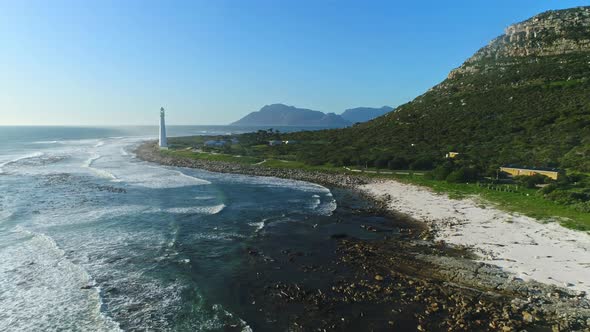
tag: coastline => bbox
[134,141,368,189]
[135,141,590,330]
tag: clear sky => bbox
[1,0,588,125]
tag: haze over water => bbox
[0,126,338,331]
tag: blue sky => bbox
[1,0,588,125]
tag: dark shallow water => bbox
[0,127,402,331]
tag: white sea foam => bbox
[120,166,211,189]
[0,152,44,174]
[84,154,101,168]
[248,221,265,232]
[193,196,217,200]
[32,140,59,144]
[0,227,121,331]
[166,204,225,215]
[82,154,119,181]
[308,193,337,216]
[188,232,246,241]
[175,170,212,185]
[317,198,338,215]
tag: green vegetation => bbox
[160,148,262,164]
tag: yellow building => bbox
[445,152,460,159]
[499,166,559,180]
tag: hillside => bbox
[287,6,590,172]
[230,104,351,127]
[340,106,393,123]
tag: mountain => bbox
[288,6,590,172]
[231,104,352,127]
[340,106,393,123]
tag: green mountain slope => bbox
[289,6,590,172]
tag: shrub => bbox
[546,189,590,205]
[540,183,558,195]
[374,159,389,169]
[410,157,435,170]
[432,163,454,181]
[515,174,549,188]
[387,157,408,170]
[446,167,479,183]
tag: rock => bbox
[374,275,384,281]
[522,311,534,323]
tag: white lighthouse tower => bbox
[159,107,168,149]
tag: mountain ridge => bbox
[340,106,393,123]
[230,104,393,127]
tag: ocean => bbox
[0,126,355,331]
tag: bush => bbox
[432,163,454,181]
[545,190,590,205]
[446,167,479,183]
[387,157,408,170]
[540,183,558,195]
[573,201,590,213]
[374,159,389,169]
[410,157,435,170]
[514,174,549,189]
[446,169,466,183]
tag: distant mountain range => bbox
[341,106,393,123]
[230,104,393,127]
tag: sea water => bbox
[0,126,338,331]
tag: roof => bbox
[501,164,560,172]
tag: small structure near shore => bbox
[500,165,560,180]
[159,107,168,149]
[445,151,459,158]
[204,140,228,148]
[268,140,283,146]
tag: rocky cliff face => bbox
[449,6,590,79]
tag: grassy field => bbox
[160,149,263,164]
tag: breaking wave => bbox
[0,152,45,174]
[165,204,226,215]
[82,154,119,181]
[0,227,121,332]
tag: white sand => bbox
[360,180,590,295]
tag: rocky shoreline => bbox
[135,141,590,331]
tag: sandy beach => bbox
[360,179,590,296]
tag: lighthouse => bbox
[159,107,168,149]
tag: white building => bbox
[204,140,228,148]
[159,107,168,149]
[269,140,283,146]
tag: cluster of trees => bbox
[238,129,282,146]
[427,162,479,183]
